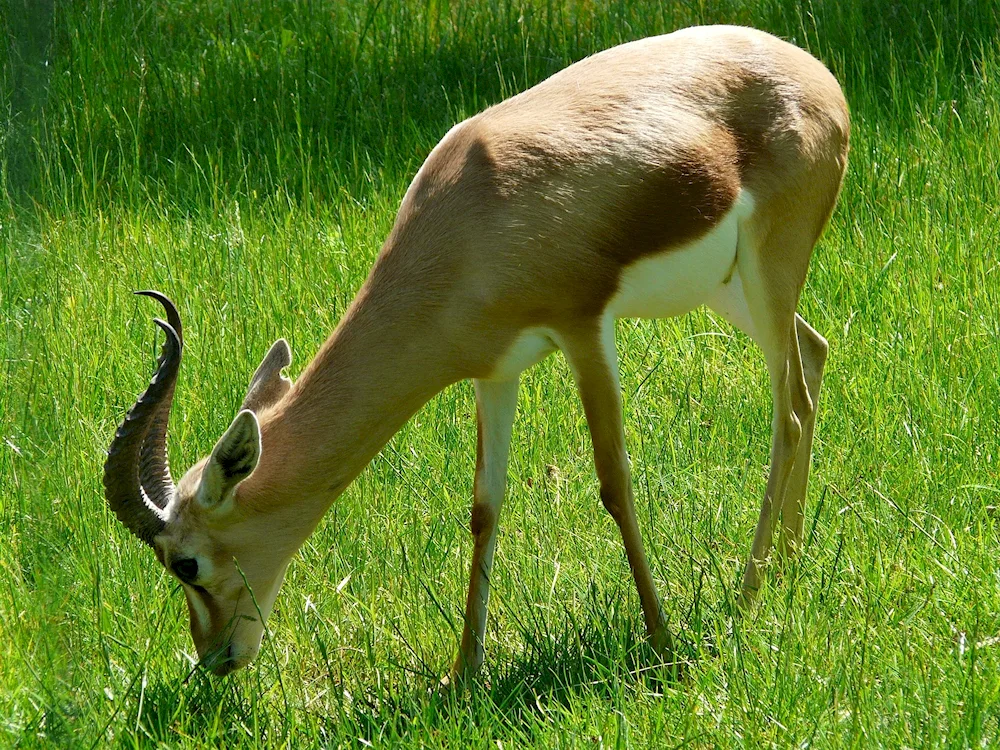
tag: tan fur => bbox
[149,26,849,677]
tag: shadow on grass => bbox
[105,573,738,746]
[113,667,295,748]
[338,584,723,745]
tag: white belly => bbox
[606,190,754,319]
[486,191,755,381]
[487,327,558,381]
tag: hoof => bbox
[651,625,685,678]
[736,581,762,615]
[650,624,675,661]
[438,671,460,693]
[440,657,481,694]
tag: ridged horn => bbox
[103,292,184,546]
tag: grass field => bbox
[3,0,1000,746]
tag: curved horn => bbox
[134,290,183,343]
[134,291,183,511]
[103,292,184,546]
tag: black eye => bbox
[173,558,199,584]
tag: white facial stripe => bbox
[187,587,212,635]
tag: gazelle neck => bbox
[240,251,465,524]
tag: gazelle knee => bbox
[469,502,498,538]
[779,410,802,459]
[798,324,829,380]
[792,327,827,423]
[809,331,829,369]
[793,372,816,423]
[600,486,621,520]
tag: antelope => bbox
[104,25,849,680]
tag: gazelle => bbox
[104,25,848,679]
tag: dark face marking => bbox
[172,557,199,584]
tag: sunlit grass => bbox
[2,0,999,746]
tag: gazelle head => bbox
[104,292,295,675]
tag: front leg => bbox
[449,378,519,686]
[559,318,673,661]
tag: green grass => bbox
[3,0,1000,746]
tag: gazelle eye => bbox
[173,558,199,584]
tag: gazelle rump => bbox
[104,25,848,678]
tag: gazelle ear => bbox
[241,339,293,414]
[198,410,261,508]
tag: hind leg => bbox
[710,239,816,607]
[738,321,803,607]
[778,315,828,559]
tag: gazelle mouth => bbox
[212,658,240,676]
[202,643,239,676]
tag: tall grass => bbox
[2,0,999,746]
